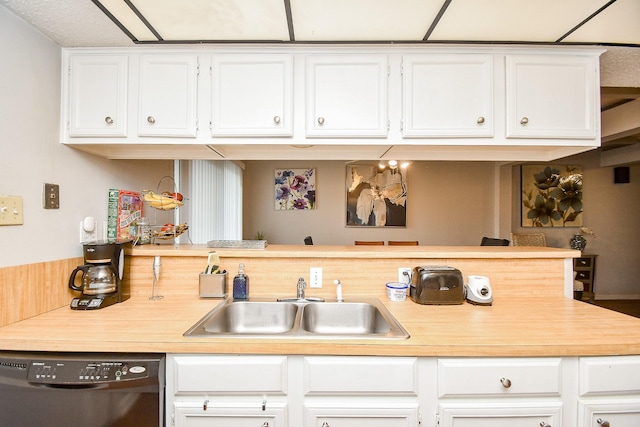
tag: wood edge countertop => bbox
[128,244,579,259]
[1,292,639,357]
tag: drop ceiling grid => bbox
[428,0,618,42]
[564,0,640,45]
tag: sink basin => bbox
[300,302,391,335]
[202,301,298,334]
[184,298,409,340]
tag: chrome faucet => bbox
[334,279,344,302]
[296,277,306,299]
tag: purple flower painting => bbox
[275,168,316,210]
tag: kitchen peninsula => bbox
[2,245,640,426]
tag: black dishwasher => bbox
[0,351,165,427]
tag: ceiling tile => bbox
[428,0,614,42]
[290,0,443,41]
[564,0,640,45]
[130,0,290,41]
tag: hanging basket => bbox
[142,176,184,211]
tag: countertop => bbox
[1,292,639,357]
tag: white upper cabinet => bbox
[138,55,199,137]
[211,54,293,137]
[506,54,598,139]
[402,54,494,138]
[305,55,389,137]
[67,55,128,137]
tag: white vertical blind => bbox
[188,160,242,243]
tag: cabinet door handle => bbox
[520,116,529,125]
[273,116,281,124]
[105,116,114,125]
[500,377,512,388]
[540,422,551,427]
[317,116,325,125]
[147,115,156,124]
[321,423,330,427]
[261,423,270,427]
[477,116,485,124]
[597,418,610,427]
[203,399,209,411]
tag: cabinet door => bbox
[174,402,286,427]
[506,55,598,139]
[211,54,293,136]
[402,54,493,137]
[305,404,418,427]
[68,55,128,137]
[305,55,388,137]
[138,55,198,137]
[580,400,640,427]
[439,402,562,427]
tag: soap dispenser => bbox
[232,263,249,300]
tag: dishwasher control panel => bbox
[27,359,149,384]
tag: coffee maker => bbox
[69,241,131,310]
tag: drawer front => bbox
[575,257,593,268]
[171,355,287,394]
[576,270,592,280]
[438,358,562,397]
[439,402,562,427]
[304,356,418,395]
[580,356,640,396]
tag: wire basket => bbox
[142,176,184,211]
[151,223,189,241]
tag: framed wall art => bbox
[521,164,583,227]
[275,168,316,210]
[346,164,407,227]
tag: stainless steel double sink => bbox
[184,297,409,340]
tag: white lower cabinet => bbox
[305,404,419,427]
[174,402,287,426]
[167,354,640,427]
[578,356,640,427]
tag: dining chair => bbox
[480,237,510,246]
[388,241,419,246]
[510,233,546,247]
[354,240,385,245]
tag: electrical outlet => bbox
[310,267,323,288]
[398,267,412,284]
[0,196,24,225]
[79,217,98,243]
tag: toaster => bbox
[409,266,465,305]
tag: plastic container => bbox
[386,282,408,302]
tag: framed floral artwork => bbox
[275,168,316,210]
[521,164,583,227]
[346,164,407,227]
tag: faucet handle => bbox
[296,277,307,299]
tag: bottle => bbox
[232,263,249,300]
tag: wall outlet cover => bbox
[398,267,412,284]
[310,267,322,288]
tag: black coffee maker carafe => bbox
[69,241,131,310]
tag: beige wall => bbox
[243,160,510,246]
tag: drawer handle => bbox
[520,116,529,125]
[477,116,485,124]
[203,399,209,411]
[147,115,156,124]
[317,116,325,125]
[597,419,610,427]
[500,377,512,388]
[540,423,551,427]
[322,423,330,427]
[273,115,281,124]
[105,116,114,125]
[262,423,270,427]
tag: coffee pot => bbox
[69,241,130,310]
